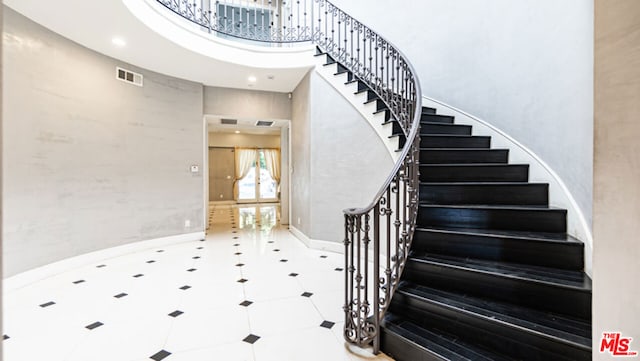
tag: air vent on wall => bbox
[116,67,143,87]
[256,120,274,127]
[220,118,238,125]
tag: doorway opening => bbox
[204,116,290,232]
[237,149,279,203]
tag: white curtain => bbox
[263,149,281,184]
[234,148,257,200]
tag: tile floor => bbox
[3,204,393,361]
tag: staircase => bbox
[154,1,592,359]
[382,111,593,360]
[316,52,592,360]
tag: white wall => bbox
[2,8,205,276]
[280,125,290,225]
[1,3,4,357]
[291,72,312,235]
[331,0,594,228]
[204,86,291,120]
[593,0,640,358]
[291,70,394,242]
[208,133,280,148]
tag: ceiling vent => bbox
[255,120,274,127]
[116,67,143,87]
[220,118,238,125]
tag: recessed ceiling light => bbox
[112,37,127,47]
[248,76,257,82]
[235,130,241,134]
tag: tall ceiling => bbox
[4,0,314,92]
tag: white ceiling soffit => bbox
[4,0,315,92]
[206,115,286,135]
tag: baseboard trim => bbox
[3,232,205,292]
[289,226,344,254]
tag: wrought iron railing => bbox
[155,0,422,353]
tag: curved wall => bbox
[290,70,394,244]
[331,0,594,229]
[2,8,205,276]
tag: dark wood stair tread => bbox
[408,253,592,291]
[394,282,592,348]
[382,312,513,361]
[419,204,563,210]
[415,226,581,243]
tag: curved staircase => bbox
[382,109,593,360]
[315,49,592,359]
[157,1,593,358]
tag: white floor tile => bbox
[2,204,394,361]
[248,297,323,337]
[253,326,351,361]
[167,342,255,361]
[164,305,251,352]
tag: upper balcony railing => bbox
[155,0,422,353]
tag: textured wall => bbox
[331,0,594,228]
[203,86,291,120]
[291,70,393,242]
[308,73,393,241]
[280,125,290,225]
[593,0,640,358]
[3,8,205,276]
[290,72,312,235]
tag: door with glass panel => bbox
[237,149,279,203]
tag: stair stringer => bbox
[313,57,401,163]
[421,96,593,277]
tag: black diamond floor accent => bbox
[268,241,274,244]
[200,239,205,242]
[85,321,104,330]
[335,267,343,271]
[133,274,144,278]
[187,268,197,272]
[237,278,248,283]
[73,280,85,284]
[233,236,239,239]
[239,300,253,307]
[273,249,280,252]
[147,260,156,264]
[301,292,313,297]
[197,247,203,250]
[320,321,335,329]
[243,334,260,344]
[320,255,328,258]
[39,301,55,308]
[280,259,288,262]
[236,263,245,267]
[234,252,242,255]
[114,293,128,298]
[179,285,191,290]
[157,250,165,253]
[168,310,184,318]
[96,264,106,268]
[150,350,172,361]
[193,256,200,259]
[233,243,240,246]
[3,335,9,340]
[289,273,299,277]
